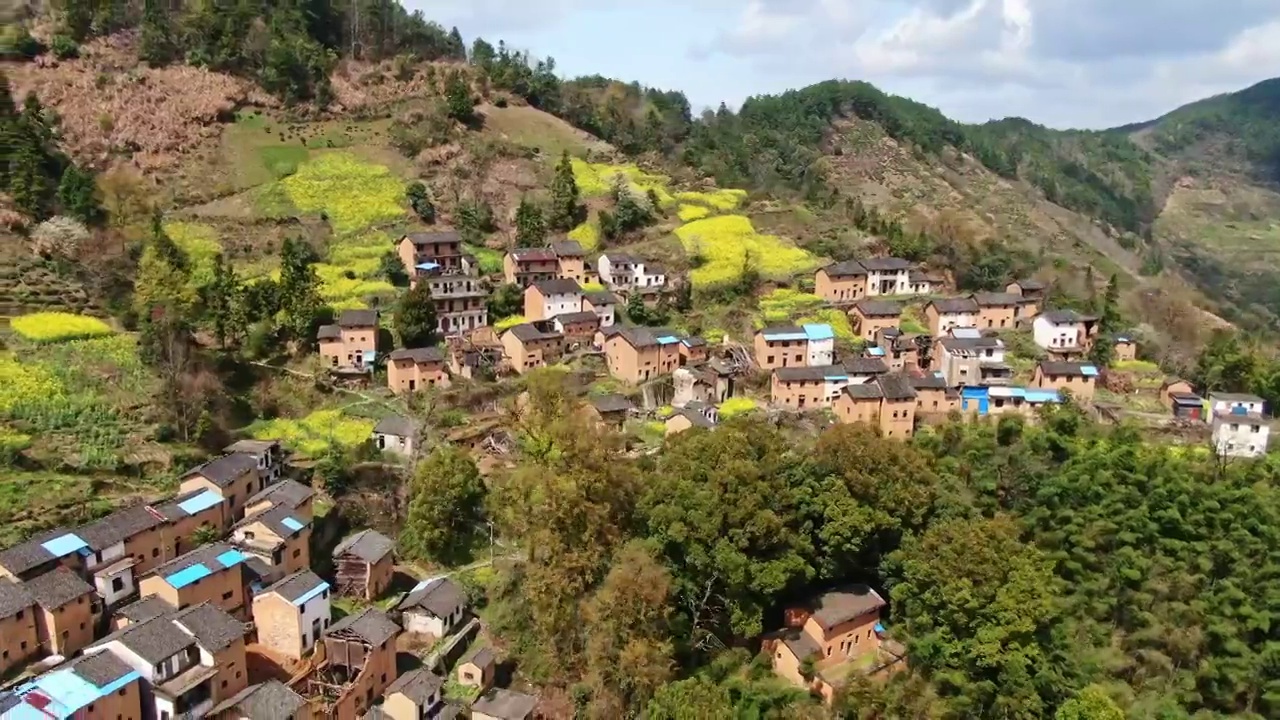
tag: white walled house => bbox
[397,577,467,639]
[1212,409,1271,458]
[582,290,618,328]
[1033,311,1085,350]
[1207,392,1266,420]
[524,279,584,321]
[598,254,666,292]
[861,258,913,296]
[802,324,835,366]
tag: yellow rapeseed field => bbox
[758,289,855,342]
[11,313,114,344]
[0,355,64,414]
[570,159,676,206]
[281,152,406,235]
[568,220,601,251]
[718,397,758,418]
[495,315,527,332]
[675,215,819,288]
[248,409,375,459]
[163,221,222,287]
[676,189,747,212]
[678,204,710,222]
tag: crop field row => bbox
[676,215,819,288]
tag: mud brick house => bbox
[210,679,313,720]
[834,374,918,439]
[923,297,979,336]
[767,585,896,704]
[909,372,956,419]
[601,326,684,384]
[753,324,836,370]
[316,608,401,720]
[179,452,261,521]
[387,347,450,394]
[457,647,496,691]
[397,231,464,273]
[372,416,419,457]
[587,394,634,429]
[318,310,380,372]
[2,649,145,720]
[377,669,447,720]
[252,570,332,661]
[850,300,903,341]
[155,489,232,560]
[972,292,1028,330]
[170,602,251,705]
[230,505,312,584]
[138,543,248,619]
[665,401,718,436]
[112,595,174,630]
[0,579,38,675]
[0,528,92,582]
[524,278,584,322]
[500,323,565,374]
[814,261,869,304]
[503,247,559,287]
[333,529,396,601]
[771,365,857,410]
[77,503,168,608]
[1032,361,1099,403]
[472,688,539,720]
[1006,278,1046,300]
[397,577,466,639]
[25,567,97,658]
[1113,335,1137,363]
[550,240,595,285]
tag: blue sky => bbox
[411,0,1280,129]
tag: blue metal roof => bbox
[216,549,246,568]
[762,331,807,341]
[874,622,884,634]
[177,489,223,515]
[655,336,680,345]
[1080,365,1099,377]
[415,262,440,270]
[165,564,212,589]
[989,386,1026,399]
[41,533,89,559]
[823,375,849,382]
[9,664,140,720]
[1025,390,1061,403]
[292,582,330,607]
[281,517,305,532]
[961,387,989,399]
[803,324,835,341]
[866,347,886,357]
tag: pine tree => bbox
[204,254,241,348]
[514,196,546,248]
[138,0,176,66]
[278,237,322,341]
[547,151,583,231]
[444,71,475,123]
[57,165,102,225]
[394,282,438,349]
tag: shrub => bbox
[11,313,113,343]
[30,216,90,259]
[50,34,79,59]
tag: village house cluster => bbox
[0,443,537,720]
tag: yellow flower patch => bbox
[570,159,676,206]
[675,215,819,288]
[676,189,747,212]
[678,204,710,222]
[568,220,601,251]
[495,315,527,332]
[0,355,65,414]
[718,397,758,418]
[163,221,222,287]
[248,409,376,459]
[281,152,406,235]
[10,313,113,344]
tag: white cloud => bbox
[700,0,1280,126]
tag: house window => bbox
[223,590,233,600]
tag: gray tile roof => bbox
[388,347,445,363]
[672,407,716,429]
[405,231,461,246]
[1014,278,1045,290]
[550,241,585,257]
[506,323,562,343]
[758,324,805,336]
[781,627,821,662]
[858,257,913,272]
[334,529,395,564]
[821,260,868,277]
[844,383,884,400]
[774,365,847,382]
[972,292,1023,307]
[809,585,886,629]
[464,646,496,669]
[116,596,175,625]
[582,290,618,306]
[223,439,281,456]
[843,357,891,375]
[211,680,309,720]
[234,504,309,542]
[373,416,419,438]
[531,278,583,295]
[610,326,658,349]
[318,324,342,340]
[326,607,400,646]
[473,688,539,720]
[78,504,164,552]
[553,311,599,325]
[589,394,634,414]
[338,309,379,328]
[398,577,465,618]
[929,297,979,314]
[68,649,135,687]
[386,669,445,704]
[853,299,904,317]
[172,602,246,652]
[261,570,328,604]
[148,542,242,581]
[96,615,195,664]
[0,529,77,576]
[909,373,949,390]
[939,336,1003,353]
[1038,361,1095,377]
[877,373,918,401]
[24,567,93,609]
[1038,309,1088,324]
[246,480,313,511]
[184,453,258,487]
[0,578,33,619]
[509,248,557,262]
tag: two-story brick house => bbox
[1031,361,1099,403]
[523,278,583,321]
[767,586,892,704]
[251,569,332,660]
[179,453,260,521]
[503,247,559,287]
[923,297,979,336]
[500,323,565,374]
[834,374,918,439]
[753,324,835,370]
[387,347,450,394]
[229,505,312,584]
[138,543,248,619]
[318,309,380,371]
